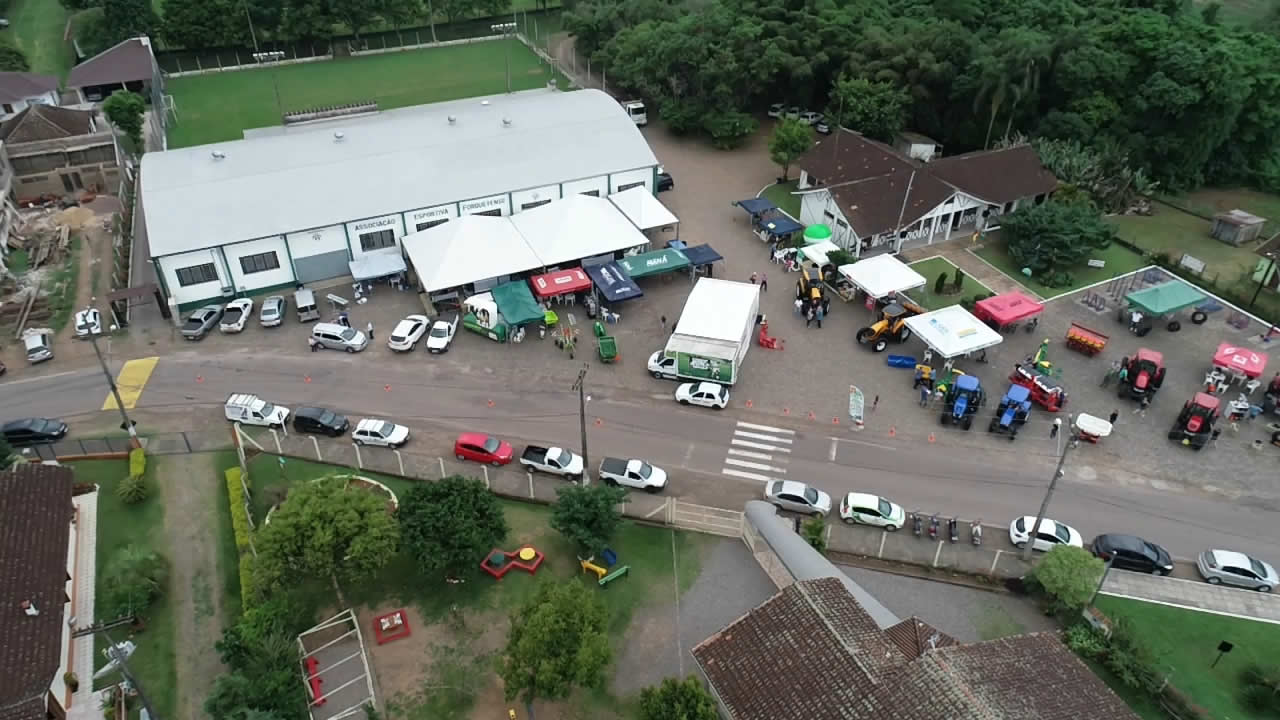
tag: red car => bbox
[454,432,514,466]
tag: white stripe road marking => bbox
[727,448,773,460]
[731,438,792,453]
[734,430,794,443]
[829,438,838,462]
[736,421,796,435]
[724,458,787,473]
[721,468,775,483]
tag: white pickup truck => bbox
[598,457,667,493]
[425,314,458,354]
[224,393,290,427]
[519,445,584,479]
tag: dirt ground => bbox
[154,453,229,719]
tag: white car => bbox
[1008,516,1084,553]
[799,111,822,125]
[784,106,801,120]
[647,351,678,380]
[220,298,253,333]
[765,480,832,517]
[839,493,907,531]
[74,308,102,337]
[767,103,784,118]
[352,418,410,448]
[598,457,667,493]
[260,295,285,327]
[425,315,458,353]
[1197,549,1278,592]
[388,314,429,351]
[675,381,729,409]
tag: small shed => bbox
[1210,209,1265,247]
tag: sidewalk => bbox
[68,490,107,720]
[1100,570,1280,624]
[898,236,1034,298]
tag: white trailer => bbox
[660,278,760,385]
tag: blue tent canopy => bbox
[760,217,802,238]
[735,197,776,215]
[584,261,644,303]
[682,244,723,266]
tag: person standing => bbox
[816,304,824,328]
[760,273,768,292]
[1108,409,1119,425]
[794,297,803,315]
[806,307,815,327]
[1210,428,1222,447]
[919,385,930,407]
[1117,365,1128,385]
[660,315,667,333]
[366,321,374,340]
[1050,417,1061,438]
[872,394,880,411]
[750,271,758,284]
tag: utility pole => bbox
[89,332,139,449]
[101,624,162,720]
[241,0,260,52]
[572,364,589,484]
[491,22,516,93]
[1019,429,1075,562]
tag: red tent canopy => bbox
[529,269,592,299]
[1212,343,1269,378]
[973,292,1043,327]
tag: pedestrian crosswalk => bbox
[721,421,793,484]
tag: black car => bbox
[1091,533,1174,575]
[2,418,69,447]
[292,406,349,437]
[656,171,674,192]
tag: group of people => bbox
[793,294,832,328]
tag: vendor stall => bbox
[755,216,802,245]
[800,240,841,267]
[491,281,546,328]
[837,255,926,300]
[733,197,776,220]
[663,278,760,385]
[610,185,679,241]
[583,261,643,303]
[618,248,691,279]
[511,194,650,267]
[1211,343,1269,384]
[973,291,1044,330]
[403,215,542,294]
[681,244,724,278]
[530,268,592,301]
[349,253,408,285]
[1122,280,1206,335]
[904,305,1004,365]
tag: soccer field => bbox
[165,38,570,148]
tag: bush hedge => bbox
[225,467,258,609]
[128,448,146,479]
[1065,619,1214,720]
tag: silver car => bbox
[310,322,368,352]
[181,305,223,340]
[1197,549,1278,592]
[764,480,832,517]
[260,295,286,327]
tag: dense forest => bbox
[564,0,1280,192]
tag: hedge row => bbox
[225,467,259,610]
[129,448,146,479]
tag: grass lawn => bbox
[166,39,571,148]
[68,459,177,720]
[0,0,71,78]
[973,237,1148,298]
[1095,594,1280,718]
[761,180,801,218]
[905,256,992,310]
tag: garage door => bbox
[293,250,350,283]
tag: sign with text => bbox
[675,352,734,384]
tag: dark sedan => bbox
[1091,533,1174,575]
[3,418,69,447]
[291,406,350,437]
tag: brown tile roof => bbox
[0,73,59,106]
[883,617,959,659]
[826,169,955,238]
[0,465,74,720]
[798,130,911,186]
[691,578,907,720]
[67,37,157,89]
[0,105,96,143]
[927,144,1059,204]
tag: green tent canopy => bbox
[490,281,545,326]
[1125,280,1206,315]
[803,224,832,245]
[618,249,690,278]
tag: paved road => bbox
[5,349,1277,563]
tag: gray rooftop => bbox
[140,89,659,258]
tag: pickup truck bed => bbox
[599,457,629,476]
[521,445,551,462]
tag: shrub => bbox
[1027,545,1104,614]
[703,110,757,150]
[116,473,148,504]
[1063,623,1108,659]
[953,267,965,291]
[225,467,259,609]
[128,447,146,479]
[801,516,827,553]
[99,545,168,618]
[934,272,947,294]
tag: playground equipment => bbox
[1168,393,1220,450]
[1117,349,1166,401]
[1010,364,1068,412]
[580,557,607,580]
[856,300,925,353]
[1027,338,1061,378]
[988,384,1032,439]
[940,374,985,429]
[1065,323,1108,356]
[580,549,630,587]
[372,609,411,645]
[480,546,545,579]
[1074,413,1113,444]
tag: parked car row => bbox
[766,104,833,134]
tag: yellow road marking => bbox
[102,357,160,411]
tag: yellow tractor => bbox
[856,299,926,352]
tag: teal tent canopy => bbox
[1125,280,1205,315]
[618,249,690,278]
[490,281,545,326]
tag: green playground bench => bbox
[599,565,630,586]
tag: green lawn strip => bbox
[167,39,569,148]
[1107,212,1259,283]
[68,459,177,720]
[973,238,1147,298]
[1164,186,1280,237]
[760,180,801,219]
[1094,594,1280,718]
[1,0,72,78]
[903,256,991,310]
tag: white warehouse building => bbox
[140,88,661,311]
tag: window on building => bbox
[66,145,116,166]
[521,199,552,211]
[10,153,65,174]
[239,251,280,275]
[2,104,12,114]
[578,190,600,197]
[359,229,396,251]
[616,181,645,192]
[20,176,49,183]
[471,208,503,217]
[176,263,218,287]
[415,218,449,232]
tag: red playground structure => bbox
[1009,364,1068,412]
[758,322,784,350]
[372,609,412,645]
[481,546,545,579]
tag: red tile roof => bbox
[927,144,1059,204]
[0,105,96,144]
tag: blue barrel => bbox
[887,354,917,369]
[601,548,618,567]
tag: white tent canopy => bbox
[838,255,926,299]
[903,305,1004,359]
[511,194,650,267]
[402,215,542,293]
[609,185,678,231]
[349,252,407,282]
[800,240,841,266]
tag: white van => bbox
[224,393,289,427]
[311,322,368,352]
[22,328,53,364]
[294,288,320,323]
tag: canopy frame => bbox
[837,255,926,299]
[903,305,1005,359]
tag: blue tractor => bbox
[988,384,1032,440]
[940,374,985,430]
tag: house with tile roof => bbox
[0,464,76,720]
[66,37,162,105]
[0,104,122,200]
[691,577,1138,720]
[794,130,1059,258]
[0,73,60,123]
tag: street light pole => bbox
[101,625,162,720]
[1019,430,1074,562]
[88,332,139,449]
[491,22,516,93]
[1250,252,1276,309]
[572,364,589,483]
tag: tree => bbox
[934,272,947,295]
[1002,200,1115,285]
[550,483,626,556]
[329,0,387,45]
[639,675,718,720]
[824,74,908,141]
[206,594,310,720]
[103,0,159,48]
[953,267,965,291]
[254,475,400,591]
[161,0,245,50]
[0,41,30,72]
[498,581,610,702]
[768,118,812,181]
[98,545,169,619]
[1029,545,1104,613]
[398,476,508,579]
[102,91,146,154]
[801,516,826,553]
[380,0,423,45]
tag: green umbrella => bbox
[804,224,832,245]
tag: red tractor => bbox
[1167,393,1219,451]
[1009,364,1068,412]
[1117,349,1165,401]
